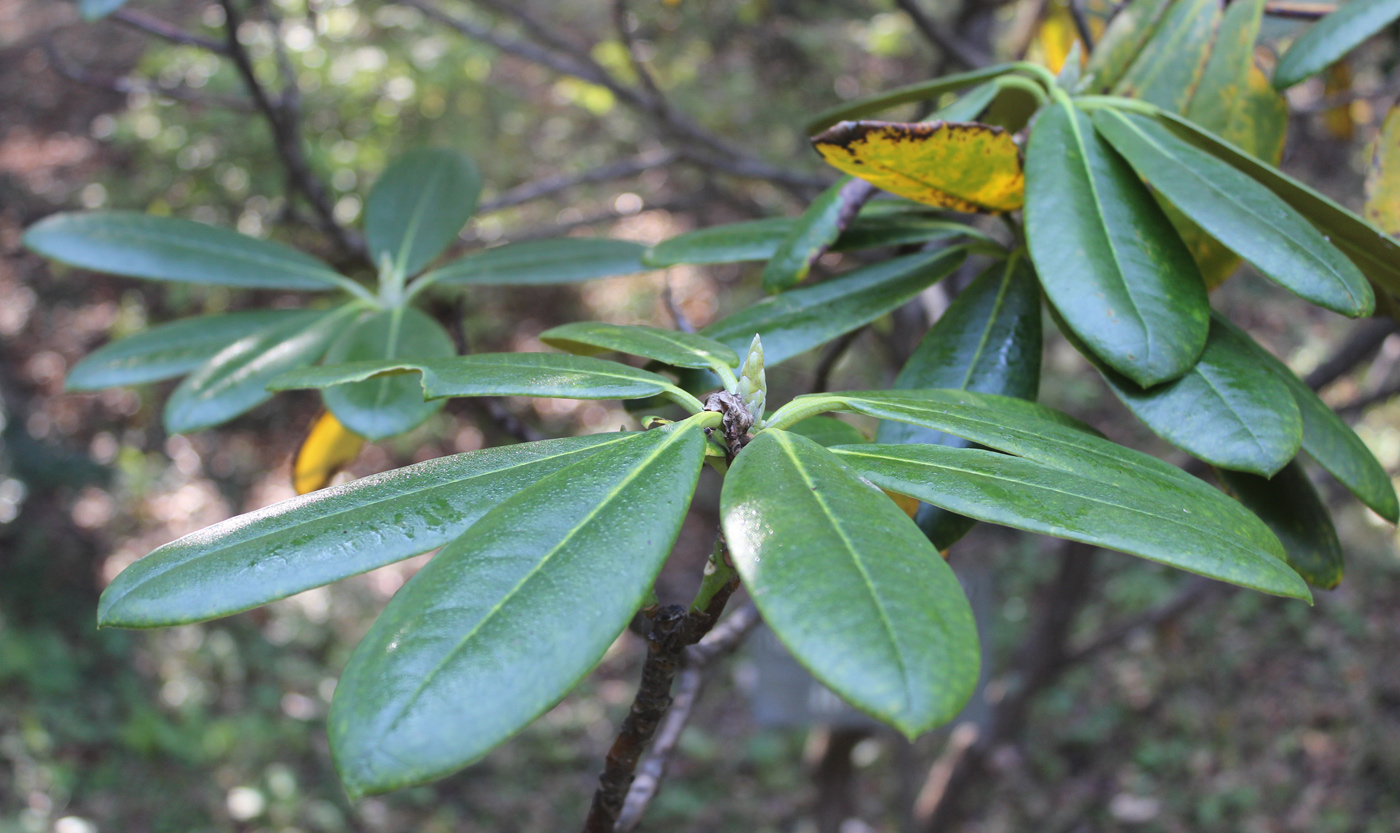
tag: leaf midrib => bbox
[86,221,340,285]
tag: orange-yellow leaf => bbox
[1365,105,1400,236]
[812,120,1025,213]
[1032,7,1082,74]
[1322,62,1356,141]
[883,488,920,519]
[293,411,365,495]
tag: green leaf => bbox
[96,434,633,628]
[1025,100,1208,386]
[1184,0,1266,134]
[643,207,985,268]
[1090,317,1302,477]
[65,310,309,391]
[832,443,1308,599]
[164,306,356,434]
[721,430,979,736]
[78,0,128,20]
[1141,105,1400,299]
[320,307,457,440]
[1214,314,1399,522]
[876,255,1042,549]
[1274,0,1400,89]
[1084,0,1174,92]
[1092,108,1373,317]
[22,212,349,291]
[1218,462,1344,589]
[416,238,647,287]
[1112,0,1222,113]
[272,351,690,405]
[331,419,707,796]
[540,322,740,371]
[761,177,870,293]
[785,416,869,447]
[366,148,481,279]
[805,63,1019,134]
[701,247,966,365]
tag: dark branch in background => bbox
[614,602,762,832]
[1305,318,1400,390]
[662,274,695,334]
[43,40,254,111]
[1068,0,1096,52]
[1264,1,1338,20]
[477,151,678,213]
[583,558,744,832]
[217,0,368,265]
[812,327,865,394]
[895,0,992,69]
[110,8,229,53]
[612,0,669,119]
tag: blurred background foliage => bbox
[5,1,1400,831]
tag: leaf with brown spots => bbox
[811,120,1025,214]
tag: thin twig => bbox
[44,39,254,111]
[812,327,864,394]
[1305,318,1400,390]
[662,273,696,334]
[615,603,761,832]
[478,151,678,213]
[1265,1,1338,20]
[612,0,668,118]
[111,8,229,53]
[894,0,992,69]
[1068,0,1096,52]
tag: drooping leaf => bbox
[65,310,310,391]
[331,420,707,796]
[293,411,365,495]
[1142,105,1400,298]
[1090,317,1303,477]
[806,63,1020,133]
[416,238,648,286]
[320,307,457,440]
[833,443,1307,599]
[78,0,129,20]
[721,430,980,736]
[877,255,1042,549]
[811,120,1025,213]
[1084,0,1174,92]
[1093,108,1373,317]
[1184,0,1266,133]
[785,416,868,447]
[272,352,691,405]
[761,177,873,293]
[22,212,349,291]
[164,306,357,434]
[97,433,634,628]
[540,322,740,372]
[1214,314,1399,522]
[1025,100,1208,387]
[1365,105,1400,235]
[701,247,966,365]
[1218,462,1344,589]
[365,148,481,279]
[1273,0,1400,89]
[1112,0,1222,112]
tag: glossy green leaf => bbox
[96,434,633,628]
[1091,317,1302,477]
[1274,0,1400,89]
[1218,462,1344,589]
[702,247,966,365]
[1184,0,1266,134]
[416,238,648,287]
[833,443,1307,598]
[932,81,1004,123]
[786,416,869,447]
[65,310,309,391]
[366,148,481,279]
[805,63,1019,133]
[331,419,707,796]
[540,322,740,371]
[1025,100,1208,386]
[320,307,457,440]
[1084,0,1174,92]
[23,212,348,291]
[1142,105,1400,298]
[762,177,871,293]
[164,306,356,434]
[1113,0,1221,112]
[79,0,128,20]
[876,255,1042,549]
[721,430,979,736]
[1214,314,1399,522]
[272,351,689,405]
[1094,109,1373,317]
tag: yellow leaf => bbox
[293,411,365,495]
[883,488,920,519]
[1322,62,1356,141]
[1032,7,1081,75]
[1365,106,1400,236]
[812,120,1025,213]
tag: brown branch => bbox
[1063,576,1214,666]
[894,0,992,69]
[1068,0,1096,52]
[1265,1,1338,20]
[661,273,695,334]
[812,327,865,394]
[613,0,668,118]
[614,602,761,832]
[110,8,229,53]
[44,40,254,111]
[477,151,678,213]
[1306,318,1400,390]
